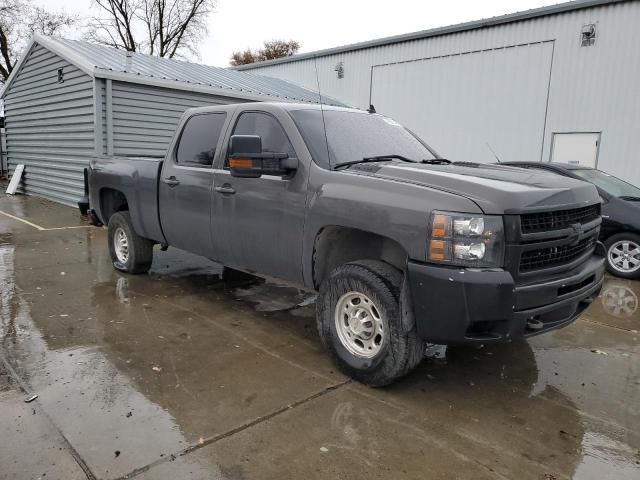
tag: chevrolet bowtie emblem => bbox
[568,223,583,246]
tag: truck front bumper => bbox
[407,247,605,344]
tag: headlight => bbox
[427,212,504,268]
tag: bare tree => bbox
[230,39,300,66]
[0,0,76,82]
[87,0,215,58]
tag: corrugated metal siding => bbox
[371,42,554,164]
[0,129,7,176]
[111,81,242,157]
[3,43,94,206]
[98,78,108,155]
[541,1,640,185]
[43,37,339,105]
[243,1,640,186]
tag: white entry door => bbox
[550,133,600,167]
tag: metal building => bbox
[0,35,327,206]
[237,0,640,186]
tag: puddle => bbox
[1,197,639,480]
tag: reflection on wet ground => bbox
[1,194,639,480]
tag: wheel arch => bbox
[600,226,640,243]
[99,187,129,224]
[311,225,409,290]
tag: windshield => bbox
[289,109,437,169]
[573,169,640,198]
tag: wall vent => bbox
[581,24,596,46]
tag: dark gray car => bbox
[500,161,640,279]
[88,102,606,386]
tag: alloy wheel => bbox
[607,240,640,274]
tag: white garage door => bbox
[370,42,554,164]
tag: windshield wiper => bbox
[619,195,640,202]
[333,154,416,170]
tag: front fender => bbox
[302,165,481,288]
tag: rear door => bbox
[212,108,308,283]
[159,112,228,256]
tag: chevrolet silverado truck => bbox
[88,102,606,386]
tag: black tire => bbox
[107,211,154,274]
[604,232,640,280]
[317,260,425,387]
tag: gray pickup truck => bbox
[88,102,606,386]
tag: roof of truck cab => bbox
[187,102,366,114]
[547,162,596,171]
[256,102,365,111]
[1,35,346,106]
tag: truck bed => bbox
[89,155,165,243]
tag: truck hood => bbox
[351,162,600,214]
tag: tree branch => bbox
[0,0,76,83]
[88,0,215,59]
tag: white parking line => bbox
[44,226,95,231]
[0,210,95,231]
[0,210,46,230]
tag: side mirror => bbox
[228,135,298,178]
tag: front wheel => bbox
[316,260,424,387]
[604,233,640,279]
[108,211,154,274]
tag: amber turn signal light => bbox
[431,214,450,238]
[229,158,253,168]
[429,240,448,261]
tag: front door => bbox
[212,109,308,283]
[550,132,600,167]
[159,112,228,256]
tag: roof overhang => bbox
[235,0,627,70]
[92,67,310,104]
[1,34,95,98]
[1,34,324,104]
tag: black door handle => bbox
[214,184,236,194]
[163,176,180,187]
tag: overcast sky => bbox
[35,0,557,67]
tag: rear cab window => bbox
[176,113,227,167]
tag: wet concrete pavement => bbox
[0,194,639,480]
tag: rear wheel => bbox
[108,211,154,274]
[604,233,640,279]
[317,260,424,387]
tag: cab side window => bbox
[231,112,295,156]
[176,113,227,166]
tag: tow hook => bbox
[527,317,544,331]
[580,294,596,305]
